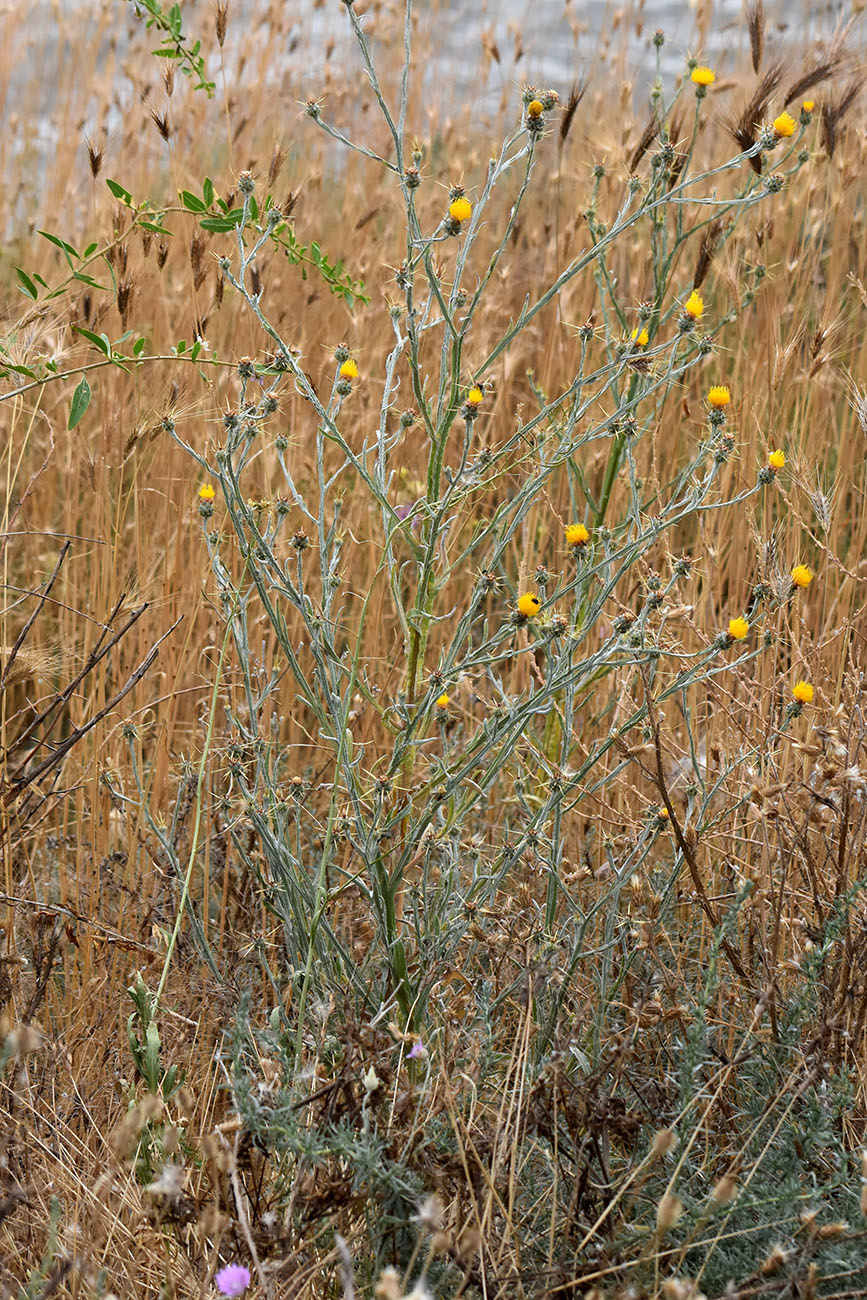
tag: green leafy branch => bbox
[3,172,367,428]
[126,0,215,96]
[179,180,370,306]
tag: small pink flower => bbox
[216,1264,251,1296]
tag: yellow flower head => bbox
[657,806,670,820]
[436,693,450,709]
[691,66,715,87]
[707,385,731,408]
[527,99,544,118]
[466,386,485,406]
[773,111,797,138]
[339,358,359,380]
[198,483,216,501]
[728,616,750,641]
[517,592,541,618]
[565,522,590,547]
[632,326,649,347]
[802,100,815,113]
[684,290,704,320]
[768,449,785,470]
[448,196,472,223]
[791,564,813,589]
[792,680,814,704]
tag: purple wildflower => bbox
[216,1263,251,1296]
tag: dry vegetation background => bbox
[2,0,867,1296]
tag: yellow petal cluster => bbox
[684,290,704,320]
[565,523,590,546]
[773,112,797,138]
[691,66,715,87]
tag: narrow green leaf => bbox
[39,230,80,260]
[180,190,207,212]
[72,326,111,356]
[106,178,133,204]
[15,268,38,300]
[68,375,92,430]
[199,216,240,232]
[71,272,109,289]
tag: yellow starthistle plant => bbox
[707,385,731,408]
[466,386,484,406]
[198,483,216,501]
[773,112,797,138]
[768,449,785,470]
[631,326,649,346]
[792,681,814,704]
[339,358,359,380]
[448,196,472,223]
[435,693,450,709]
[517,592,541,618]
[791,564,813,588]
[728,616,749,640]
